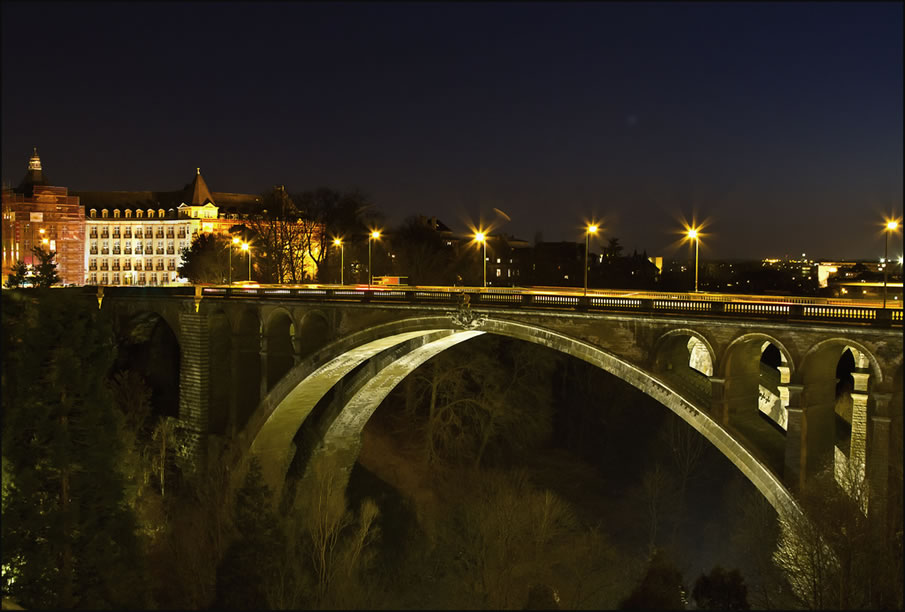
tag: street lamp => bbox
[241,242,251,281]
[333,238,344,285]
[475,232,487,288]
[687,227,700,292]
[883,219,900,309]
[228,236,240,285]
[368,230,381,288]
[585,223,599,296]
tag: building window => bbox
[136,209,143,218]
[125,209,132,218]
[114,209,121,218]
[90,209,97,218]
[158,209,165,218]
[147,209,154,218]
[102,209,109,218]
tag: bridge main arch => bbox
[237,315,801,520]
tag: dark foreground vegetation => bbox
[2,291,902,609]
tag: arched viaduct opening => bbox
[799,339,881,487]
[240,316,800,521]
[113,310,180,419]
[235,309,262,434]
[719,334,793,475]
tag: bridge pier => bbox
[784,384,805,490]
[848,371,870,475]
[177,311,211,470]
[259,335,269,402]
[292,335,304,366]
[801,377,837,483]
[868,393,893,530]
[708,376,727,421]
[228,330,241,437]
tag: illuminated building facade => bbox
[1,149,86,285]
[77,168,262,285]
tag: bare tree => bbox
[773,459,901,609]
[642,463,670,554]
[663,414,706,549]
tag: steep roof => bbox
[186,167,215,205]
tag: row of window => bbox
[88,240,185,254]
[87,208,223,220]
[87,271,178,285]
[88,228,188,238]
[89,208,170,219]
[88,257,178,271]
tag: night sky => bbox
[2,2,902,260]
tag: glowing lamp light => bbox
[588,224,598,234]
[475,231,486,243]
[232,236,240,245]
[687,228,698,240]
[371,230,381,240]
[240,242,249,252]
[887,220,899,231]
[333,238,342,246]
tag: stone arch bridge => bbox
[91,285,902,523]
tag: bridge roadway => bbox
[89,284,903,525]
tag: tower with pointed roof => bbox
[2,149,85,285]
[186,167,216,206]
[16,147,50,195]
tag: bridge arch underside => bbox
[244,316,800,519]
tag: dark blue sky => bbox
[2,1,902,259]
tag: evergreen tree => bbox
[214,457,284,609]
[32,247,60,287]
[619,549,686,610]
[178,232,233,284]
[691,566,750,610]
[1,291,149,608]
[3,261,29,288]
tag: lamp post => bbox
[585,224,598,296]
[687,228,700,292]
[228,236,240,285]
[368,230,381,288]
[334,238,344,285]
[475,232,487,288]
[883,220,899,309]
[241,242,250,281]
